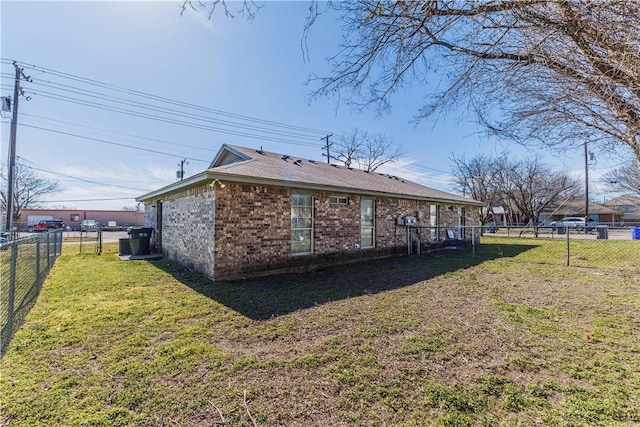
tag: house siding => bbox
[143,182,481,281]
[208,184,478,280]
[158,185,216,279]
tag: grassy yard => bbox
[1,239,639,426]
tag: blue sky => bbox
[1,1,626,210]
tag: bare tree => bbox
[450,153,504,225]
[497,157,579,231]
[333,128,365,168]
[185,1,640,163]
[333,128,402,172]
[604,161,640,196]
[450,154,578,233]
[1,165,61,226]
[305,1,640,164]
[180,0,261,21]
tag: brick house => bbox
[137,145,483,281]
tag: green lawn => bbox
[1,240,639,426]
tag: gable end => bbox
[209,145,252,168]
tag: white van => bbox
[81,219,99,231]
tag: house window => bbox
[330,196,348,205]
[70,214,80,222]
[458,207,466,238]
[291,194,313,254]
[430,204,439,239]
[361,199,375,248]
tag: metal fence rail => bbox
[406,225,639,271]
[1,229,63,356]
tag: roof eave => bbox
[138,171,482,207]
[136,171,210,202]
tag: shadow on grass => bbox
[152,243,536,320]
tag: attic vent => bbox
[330,196,349,205]
[255,149,265,155]
[331,164,339,168]
[217,151,246,166]
[282,155,290,161]
[308,159,316,164]
[293,160,303,166]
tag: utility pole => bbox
[177,158,188,180]
[4,62,30,233]
[321,134,333,164]
[584,141,589,234]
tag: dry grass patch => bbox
[1,240,639,426]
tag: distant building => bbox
[603,194,640,225]
[540,198,621,225]
[19,208,144,231]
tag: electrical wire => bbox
[19,112,218,154]
[2,58,332,136]
[25,79,325,142]
[17,157,154,192]
[23,89,325,148]
[19,123,211,163]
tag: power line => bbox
[19,123,211,163]
[19,112,218,154]
[23,90,325,148]
[17,157,153,192]
[2,58,332,135]
[25,79,325,142]
[38,197,136,203]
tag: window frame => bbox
[360,198,375,248]
[291,194,314,255]
[430,204,439,240]
[329,196,349,205]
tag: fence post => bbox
[472,226,476,258]
[36,238,41,284]
[47,232,51,270]
[566,228,570,266]
[2,243,18,354]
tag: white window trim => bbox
[361,199,375,249]
[291,194,314,255]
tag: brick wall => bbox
[144,181,481,281]
[159,185,216,279]
[211,185,467,280]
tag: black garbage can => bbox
[119,238,131,255]
[130,228,153,256]
[596,225,609,240]
[556,224,566,235]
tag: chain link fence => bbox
[1,229,63,356]
[405,225,640,271]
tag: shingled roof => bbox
[138,144,483,206]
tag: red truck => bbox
[32,220,65,232]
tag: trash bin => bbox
[119,238,131,255]
[596,225,608,240]
[556,224,566,235]
[130,227,152,256]
[631,226,640,240]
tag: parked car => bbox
[550,217,596,231]
[32,220,65,232]
[81,219,99,231]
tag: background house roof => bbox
[544,198,619,216]
[603,194,640,208]
[139,144,483,206]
